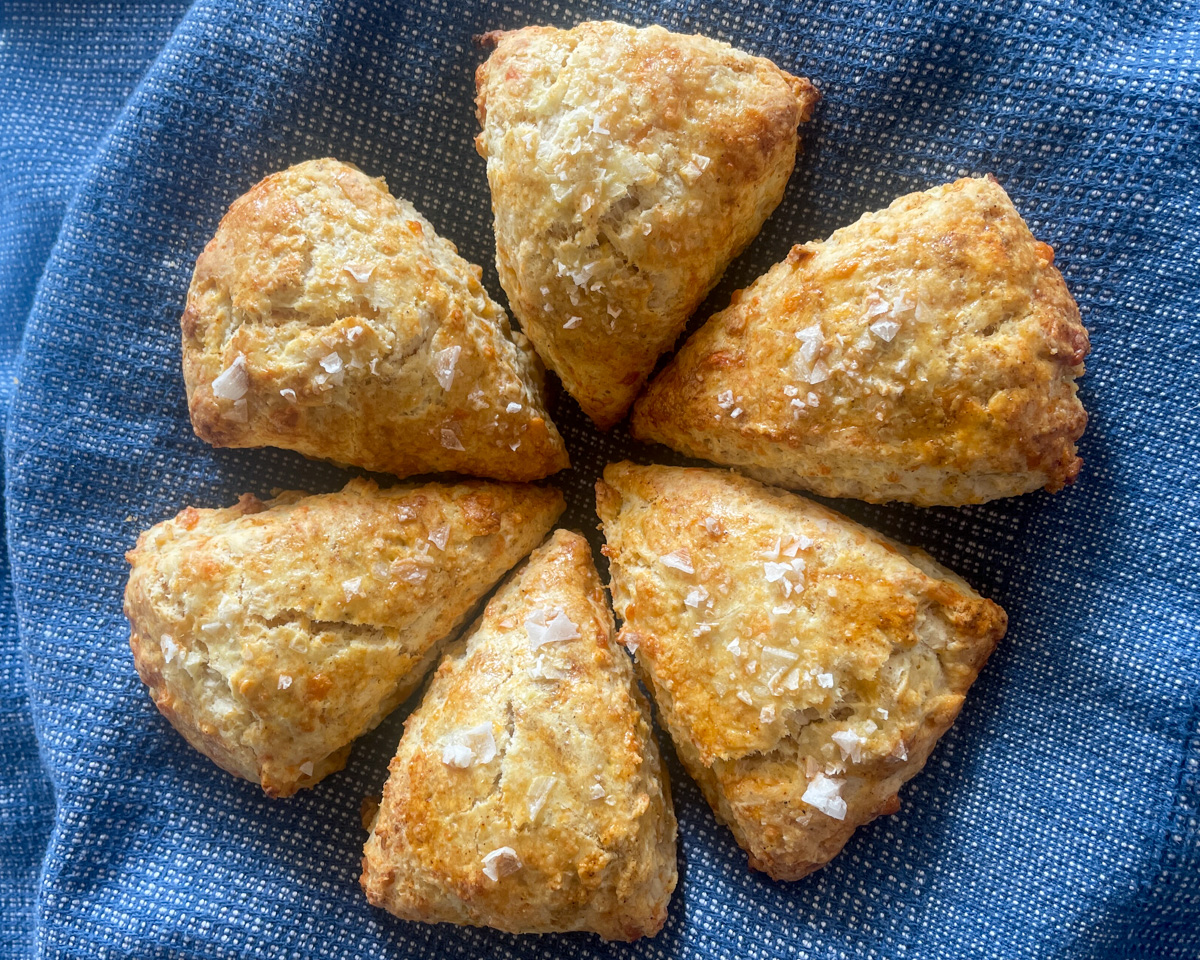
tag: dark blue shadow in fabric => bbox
[2,0,1198,957]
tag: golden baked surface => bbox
[475,21,818,428]
[125,477,563,797]
[632,177,1090,504]
[181,157,568,481]
[596,463,1007,880]
[361,530,677,940]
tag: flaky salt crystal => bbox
[802,773,846,819]
[506,402,522,414]
[346,325,363,343]
[528,654,570,681]
[563,316,581,329]
[659,550,694,574]
[806,360,830,384]
[277,674,292,690]
[344,262,374,282]
[160,634,178,664]
[726,638,742,657]
[342,577,362,601]
[440,425,465,451]
[795,324,824,364]
[442,723,496,768]
[607,304,621,318]
[528,775,556,818]
[423,523,449,551]
[279,388,297,403]
[482,847,522,882]
[832,729,867,763]
[783,384,798,397]
[623,634,640,654]
[817,672,835,688]
[591,117,609,135]
[300,761,314,776]
[864,291,890,317]
[870,318,901,342]
[320,352,343,375]
[525,607,580,649]
[761,705,776,724]
[589,783,606,800]
[736,690,754,705]
[716,389,734,409]
[685,585,709,608]
[212,354,248,400]
[704,517,722,536]
[433,345,461,390]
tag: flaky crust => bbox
[182,157,568,481]
[596,463,1007,880]
[632,177,1090,504]
[362,530,677,940]
[475,22,819,428]
[125,477,563,797]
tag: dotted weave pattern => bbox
[2,1,1198,958]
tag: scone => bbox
[475,21,819,428]
[631,177,1090,505]
[361,530,676,940]
[125,477,563,797]
[181,157,568,481]
[595,463,1007,881]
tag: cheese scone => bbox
[362,530,676,940]
[475,22,819,428]
[596,463,1007,881]
[125,477,563,797]
[182,157,568,481]
[632,177,1090,505]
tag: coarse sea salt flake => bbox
[299,761,314,776]
[660,550,694,574]
[211,354,248,400]
[761,705,776,724]
[279,388,297,403]
[802,773,847,819]
[442,723,496,768]
[817,672,835,688]
[160,634,178,663]
[440,426,465,451]
[864,291,890,317]
[795,324,824,363]
[320,352,343,375]
[427,523,450,550]
[278,674,292,690]
[716,389,734,409]
[528,776,556,818]
[563,316,581,329]
[806,360,830,385]
[529,654,570,681]
[832,729,866,763]
[736,690,754,705]
[525,606,580,649]
[342,577,362,601]
[344,262,374,282]
[870,318,901,342]
[704,516,722,536]
[589,783,606,800]
[506,402,522,414]
[685,585,709,608]
[433,345,461,390]
[482,847,522,882]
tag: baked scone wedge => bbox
[631,176,1090,505]
[182,157,568,481]
[475,22,819,428]
[596,463,1007,881]
[362,530,677,940]
[125,477,563,797]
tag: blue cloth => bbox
[2,0,1197,957]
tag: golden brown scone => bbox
[596,463,1007,881]
[125,477,563,798]
[181,157,568,481]
[361,530,677,940]
[475,22,819,428]
[631,177,1090,505]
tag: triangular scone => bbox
[596,463,1007,881]
[475,22,819,428]
[182,157,568,481]
[632,177,1090,505]
[125,478,563,797]
[361,530,677,940]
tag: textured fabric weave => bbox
[2,1,1197,957]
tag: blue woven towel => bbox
[2,1,1197,957]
